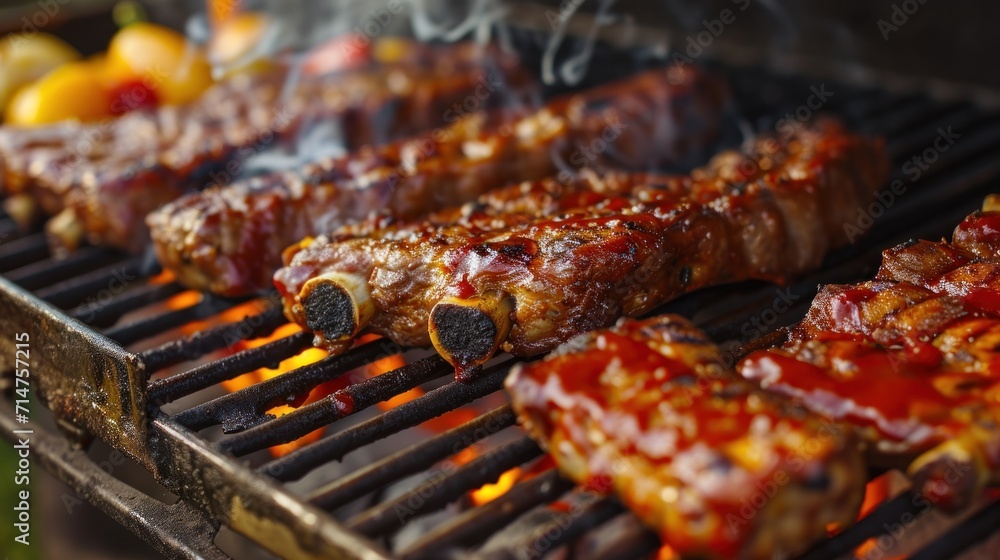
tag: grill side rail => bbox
[0,274,151,465]
[149,416,391,560]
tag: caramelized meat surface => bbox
[506,315,866,559]
[0,41,531,254]
[276,119,887,372]
[150,64,727,296]
[739,197,1000,511]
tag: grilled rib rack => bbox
[3,62,1000,559]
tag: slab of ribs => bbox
[507,198,1000,558]
[275,119,887,374]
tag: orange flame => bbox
[451,447,522,506]
[860,476,892,520]
[852,475,901,559]
[165,291,277,343]
[471,467,522,506]
[222,323,335,457]
[160,292,476,458]
[656,546,678,560]
[357,333,478,432]
[165,290,201,310]
[161,287,342,458]
[450,448,546,507]
[148,269,176,285]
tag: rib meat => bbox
[0,41,532,254]
[275,119,888,373]
[150,64,727,296]
[739,197,1000,511]
[505,315,866,560]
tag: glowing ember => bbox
[360,333,479,433]
[860,476,892,520]
[164,291,274,342]
[852,474,900,559]
[452,448,535,507]
[164,289,201,310]
[220,323,334,457]
[378,382,479,433]
[470,466,522,506]
[148,269,176,285]
[656,546,678,560]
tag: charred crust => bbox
[302,282,355,340]
[802,468,832,491]
[679,266,692,288]
[497,242,531,259]
[642,317,707,345]
[912,456,977,513]
[707,455,734,473]
[431,303,499,365]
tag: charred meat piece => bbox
[0,41,532,254]
[150,64,727,296]
[506,315,866,560]
[739,198,1000,512]
[276,119,888,373]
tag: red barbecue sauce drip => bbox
[525,323,821,559]
[741,346,960,443]
[964,287,1000,313]
[331,391,355,416]
[955,212,1000,257]
[742,277,1000,445]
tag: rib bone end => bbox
[908,438,990,513]
[2,194,40,229]
[299,271,374,343]
[429,292,514,375]
[45,208,85,258]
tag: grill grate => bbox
[3,60,1000,560]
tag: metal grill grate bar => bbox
[34,255,152,309]
[796,490,923,560]
[477,492,623,560]
[68,282,186,327]
[908,499,1000,560]
[857,98,964,137]
[173,340,392,431]
[5,246,120,289]
[400,469,575,560]
[0,232,48,271]
[844,92,924,124]
[882,107,982,162]
[148,331,313,405]
[103,295,243,346]
[139,299,286,372]
[567,513,661,560]
[261,363,512,482]
[218,354,455,456]
[346,436,543,538]
[308,405,517,510]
